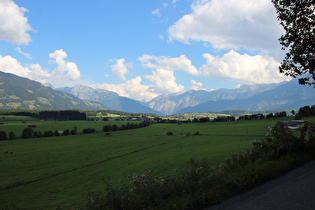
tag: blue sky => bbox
[0,0,291,101]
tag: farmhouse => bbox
[276,120,305,130]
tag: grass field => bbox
[0,116,301,209]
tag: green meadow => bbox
[0,117,292,209]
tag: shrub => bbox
[167,131,173,136]
[33,131,38,137]
[0,131,8,140]
[63,129,70,136]
[120,124,127,130]
[112,124,118,131]
[83,128,96,134]
[9,132,15,140]
[44,130,54,137]
[37,131,43,138]
[194,131,200,135]
[22,128,33,139]
[103,125,112,132]
[71,126,77,135]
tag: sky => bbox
[0,0,291,102]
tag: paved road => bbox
[207,160,315,210]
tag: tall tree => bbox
[272,0,315,86]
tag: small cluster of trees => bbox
[82,128,96,134]
[213,116,236,122]
[103,121,151,132]
[192,117,211,123]
[0,131,15,141]
[21,126,77,139]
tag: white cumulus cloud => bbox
[0,0,33,45]
[168,0,283,52]
[144,68,184,94]
[0,55,31,77]
[139,54,199,76]
[91,76,158,102]
[190,80,205,90]
[0,50,81,86]
[110,58,131,82]
[200,50,291,84]
[49,49,81,81]
[0,55,54,84]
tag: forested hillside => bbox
[0,71,108,110]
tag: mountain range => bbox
[150,80,315,114]
[1,71,314,115]
[175,80,315,114]
[148,83,285,115]
[57,85,162,115]
[58,80,315,115]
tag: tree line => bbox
[0,110,87,121]
[297,105,315,118]
[103,121,152,132]
[0,121,152,141]
[39,110,86,121]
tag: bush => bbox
[167,131,173,136]
[54,130,60,136]
[194,131,200,135]
[83,128,96,134]
[112,124,118,131]
[71,126,77,135]
[44,130,54,137]
[103,125,112,132]
[0,131,8,140]
[9,131,15,140]
[63,129,70,136]
[37,131,43,138]
[22,128,33,139]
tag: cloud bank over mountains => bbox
[0,0,291,102]
[0,49,80,86]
